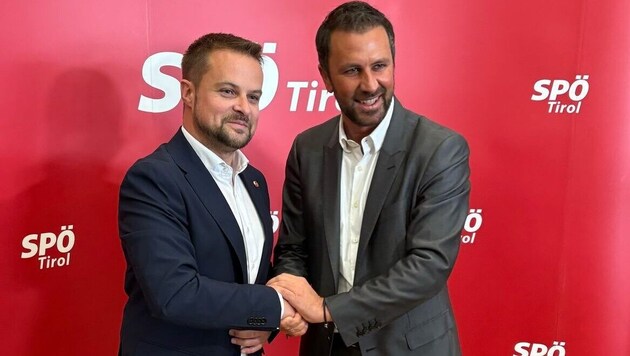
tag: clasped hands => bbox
[229,273,325,354]
[268,273,331,333]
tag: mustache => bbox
[355,87,386,101]
[223,113,249,125]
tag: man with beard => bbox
[118,33,306,356]
[269,2,470,355]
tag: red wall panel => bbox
[1,1,628,355]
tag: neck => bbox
[182,120,237,167]
[343,119,375,142]
[213,149,236,167]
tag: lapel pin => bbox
[253,180,260,188]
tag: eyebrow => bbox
[216,81,262,95]
[337,57,392,70]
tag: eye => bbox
[343,67,359,76]
[372,63,387,71]
[248,94,261,104]
[219,88,237,96]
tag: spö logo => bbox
[461,208,483,244]
[21,225,76,270]
[531,75,589,114]
[514,341,567,356]
[138,43,279,113]
[138,43,340,114]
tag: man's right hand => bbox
[280,297,308,336]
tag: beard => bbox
[193,111,253,151]
[339,86,393,128]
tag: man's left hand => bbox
[267,273,326,323]
[228,329,271,354]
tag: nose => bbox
[233,94,252,116]
[359,70,379,93]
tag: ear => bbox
[318,65,334,92]
[180,79,195,108]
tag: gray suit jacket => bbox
[274,99,470,355]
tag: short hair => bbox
[316,1,395,73]
[181,33,262,87]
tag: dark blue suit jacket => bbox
[118,130,280,356]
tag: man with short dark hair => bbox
[270,2,470,355]
[118,33,306,356]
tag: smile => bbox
[356,95,381,109]
[226,120,249,128]
[360,97,379,105]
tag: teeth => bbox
[360,97,378,105]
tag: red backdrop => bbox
[1,1,629,355]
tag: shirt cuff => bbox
[276,291,285,320]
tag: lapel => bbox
[239,167,273,284]
[355,100,410,275]
[166,130,248,283]
[322,120,343,291]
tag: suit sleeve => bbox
[273,137,310,277]
[119,158,281,330]
[327,133,470,345]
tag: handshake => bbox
[229,273,331,354]
[268,273,332,337]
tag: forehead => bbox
[328,26,392,63]
[202,49,263,87]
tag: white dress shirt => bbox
[182,127,265,284]
[181,127,283,341]
[338,99,395,293]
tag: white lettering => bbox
[568,75,589,101]
[548,80,570,101]
[306,81,319,112]
[513,342,530,356]
[57,225,75,253]
[21,234,39,258]
[319,90,337,111]
[21,226,76,270]
[259,43,279,110]
[270,211,280,233]
[531,80,551,101]
[287,81,309,111]
[533,75,588,115]
[548,341,566,356]
[513,341,566,356]
[137,52,183,113]
[38,232,56,256]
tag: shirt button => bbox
[353,202,359,208]
[357,166,363,172]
